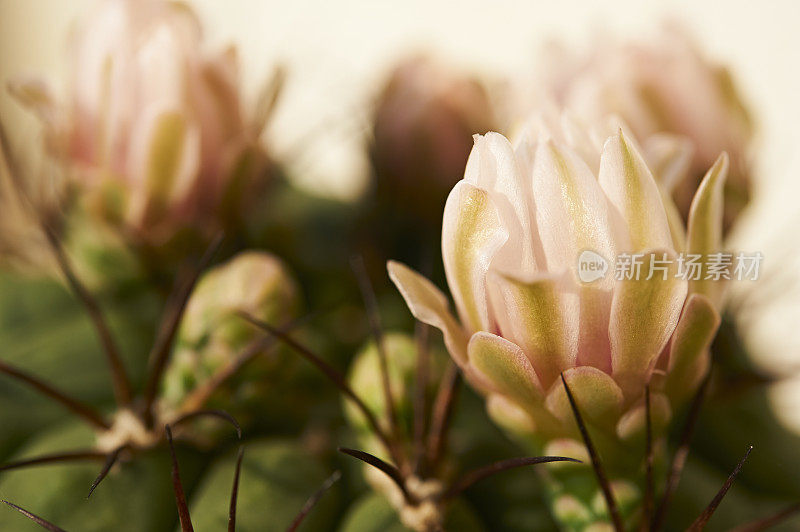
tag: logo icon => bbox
[577,250,609,283]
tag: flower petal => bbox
[686,152,729,308]
[576,285,613,373]
[609,250,687,397]
[665,293,720,403]
[532,139,618,282]
[660,188,687,252]
[387,260,468,365]
[545,366,624,427]
[616,392,672,441]
[127,108,200,229]
[468,331,543,407]
[487,271,577,388]
[598,130,673,252]
[442,180,508,331]
[643,133,694,194]
[486,394,536,434]
[464,132,540,277]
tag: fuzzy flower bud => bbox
[160,251,299,414]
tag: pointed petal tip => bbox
[386,259,402,274]
[712,151,730,179]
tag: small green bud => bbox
[344,332,444,439]
[161,251,299,413]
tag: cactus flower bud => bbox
[344,332,447,531]
[541,25,752,230]
[345,332,445,443]
[389,115,727,528]
[370,55,495,227]
[160,251,299,416]
[10,0,270,249]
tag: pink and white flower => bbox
[11,0,269,244]
[389,114,726,446]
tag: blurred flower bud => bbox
[370,55,496,228]
[344,332,447,530]
[345,332,444,436]
[541,25,752,230]
[10,0,271,250]
[160,251,299,415]
[389,115,727,526]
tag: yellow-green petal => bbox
[665,293,720,403]
[545,366,623,427]
[468,332,543,407]
[609,250,687,397]
[598,130,672,252]
[487,271,576,388]
[387,260,468,364]
[686,152,729,308]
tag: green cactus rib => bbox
[164,428,339,532]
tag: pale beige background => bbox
[2,0,800,427]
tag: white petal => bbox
[442,180,508,331]
[609,249,687,397]
[532,139,618,285]
[464,133,540,276]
